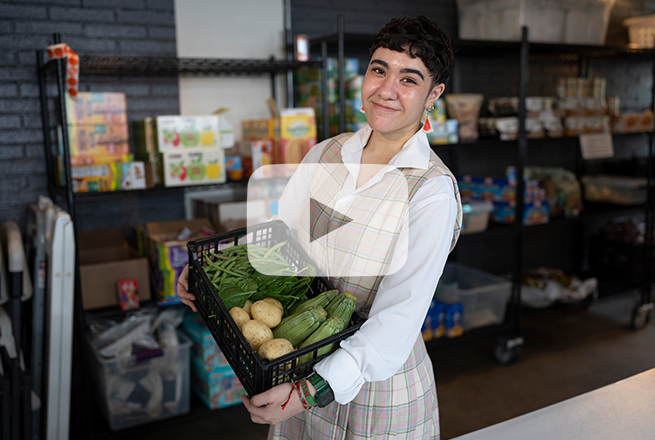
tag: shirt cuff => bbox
[313,346,365,404]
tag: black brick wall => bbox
[0,0,182,232]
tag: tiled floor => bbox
[98,292,655,440]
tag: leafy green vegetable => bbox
[202,243,316,315]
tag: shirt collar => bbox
[341,124,431,170]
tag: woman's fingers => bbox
[176,264,197,312]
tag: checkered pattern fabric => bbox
[269,133,462,440]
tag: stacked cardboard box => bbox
[63,93,140,191]
[243,108,317,178]
[64,92,146,192]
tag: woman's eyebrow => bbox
[370,59,425,81]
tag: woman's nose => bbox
[377,77,397,99]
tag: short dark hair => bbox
[370,16,454,87]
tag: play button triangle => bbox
[309,197,353,243]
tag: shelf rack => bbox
[36,32,320,439]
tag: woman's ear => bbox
[427,83,445,108]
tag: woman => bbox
[178,15,462,439]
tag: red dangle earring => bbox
[422,104,434,133]
[360,106,365,114]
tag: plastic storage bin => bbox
[624,14,655,48]
[461,199,494,234]
[580,175,647,205]
[87,330,191,431]
[187,220,366,396]
[456,0,614,45]
[435,263,512,331]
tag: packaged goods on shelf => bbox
[67,123,130,157]
[66,92,127,125]
[624,14,655,48]
[273,108,317,176]
[69,161,146,193]
[133,117,163,188]
[434,263,512,331]
[524,167,583,217]
[86,316,191,431]
[251,139,275,175]
[155,115,221,151]
[461,199,494,234]
[456,0,614,45]
[296,58,364,138]
[422,298,445,341]
[78,228,151,310]
[457,175,544,203]
[580,175,648,205]
[142,218,215,305]
[445,94,484,140]
[225,156,243,181]
[491,200,550,225]
[427,119,458,145]
[162,147,226,187]
[611,111,655,133]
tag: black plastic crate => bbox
[187,220,365,396]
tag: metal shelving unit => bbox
[36,32,319,439]
[319,23,654,361]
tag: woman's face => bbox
[362,47,444,138]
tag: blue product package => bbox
[445,302,464,338]
[433,301,446,338]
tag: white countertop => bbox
[452,368,655,440]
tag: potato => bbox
[242,300,254,316]
[251,299,284,328]
[257,338,294,360]
[229,306,251,330]
[261,297,283,312]
[241,319,273,351]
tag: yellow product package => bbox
[273,108,317,176]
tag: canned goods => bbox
[295,34,309,62]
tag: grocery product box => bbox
[163,148,226,187]
[490,200,550,225]
[273,108,317,175]
[144,218,214,304]
[155,116,221,151]
[182,313,230,372]
[69,154,133,166]
[190,356,244,410]
[435,262,512,331]
[457,176,544,203]
[66,92,127,125]
[77,229,151,310]
[133,118,163,187]
[67,123,129,157]
[580,175,647,205]
[71,161,146,193]
[87,330,191,430]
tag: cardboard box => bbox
[145,218,214,304]
[190,356,244,410]
[70,161,146,193]
[273,108,317,175]
[67,123,130,157]
[78,229,151,310]
[162,147,226,187]
[155,115,221,151]
[66,92,127,125]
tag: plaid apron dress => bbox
[269,133,462,440]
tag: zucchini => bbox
[297,316,346,366]
[325,292,356,318]
[292,289,338,315]
[272,307,327,347]
[329,293,356,325]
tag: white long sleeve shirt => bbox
[277,125,458,404]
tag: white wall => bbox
[174,0,286,141]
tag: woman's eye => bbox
[402,77,417,85]
[371,67,384,75]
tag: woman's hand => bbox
[241,382,306,425]
[176,264,197,312]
